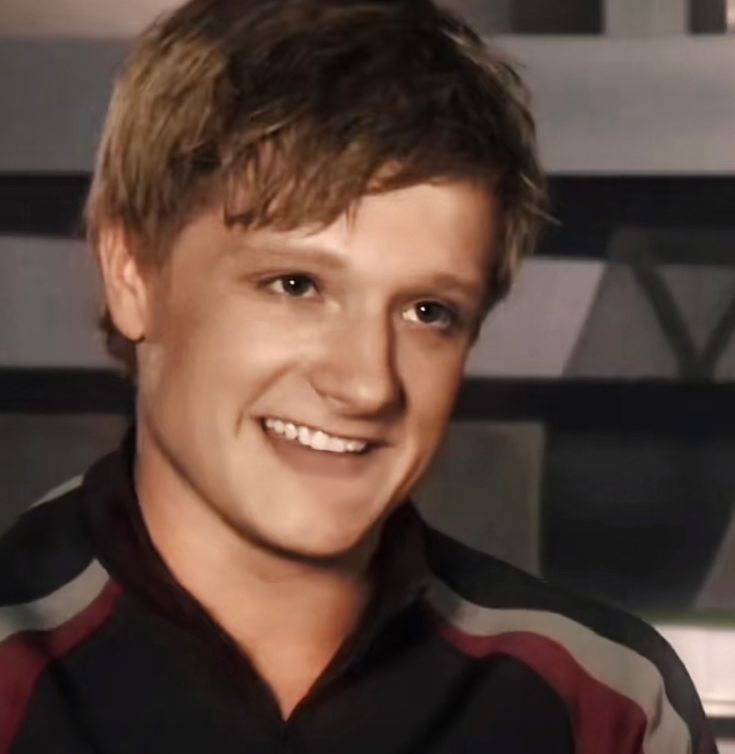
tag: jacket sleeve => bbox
[642,625,720,754]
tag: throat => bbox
[248,637,349,720]
[217,574,373,721]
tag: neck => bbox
[133,430,380,717]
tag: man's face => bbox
[132,181,499,560]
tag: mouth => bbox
[260,417,375,455]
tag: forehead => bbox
[238,181,498,268]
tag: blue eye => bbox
[268,275,318,297]
[403,301,457,330]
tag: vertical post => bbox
[690,0,731,32]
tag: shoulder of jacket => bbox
[420,518,713,754]
[0,478,97,606]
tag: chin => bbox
[260,531,371,565]
[238,507,384,565]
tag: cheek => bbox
[138,295,232,406]
[142,295,313,404]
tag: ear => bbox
[96,226,151,343]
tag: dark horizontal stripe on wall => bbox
[456,0,603,35]
[455,378,735,435]
[0,369,133,415]
[3,174,735,259]
[541,175,735,259]
[710,717,735,739]
[0,173,89,238]
[2,369,735,435]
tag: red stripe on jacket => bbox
[0,580,121,754]
[433,614,648,754]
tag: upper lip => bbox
[261,416,388,446]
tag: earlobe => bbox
[96,226,150,343]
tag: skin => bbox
[99,179,500,717]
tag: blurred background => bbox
[1,0,735,747]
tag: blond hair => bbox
[86,0,547,370]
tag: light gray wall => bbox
[4,236,735,381]
[0,237,111,367]
[605,0,687,36]
[501,35,735,173]
[4,35,735,173]
[0,38,126,171]
[0,236,608,377]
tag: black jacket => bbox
[0,438,718,754]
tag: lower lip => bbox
[261,424,377,479]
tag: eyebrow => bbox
[417,272,485,304]
[240,241,349,272]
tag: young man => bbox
[0,0,718,752]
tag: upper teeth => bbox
[263,418,368,454]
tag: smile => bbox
[262,417,369,454]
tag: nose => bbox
[308,313,404,418]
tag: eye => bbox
[266,274,318,298]
[402,301,457,331]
